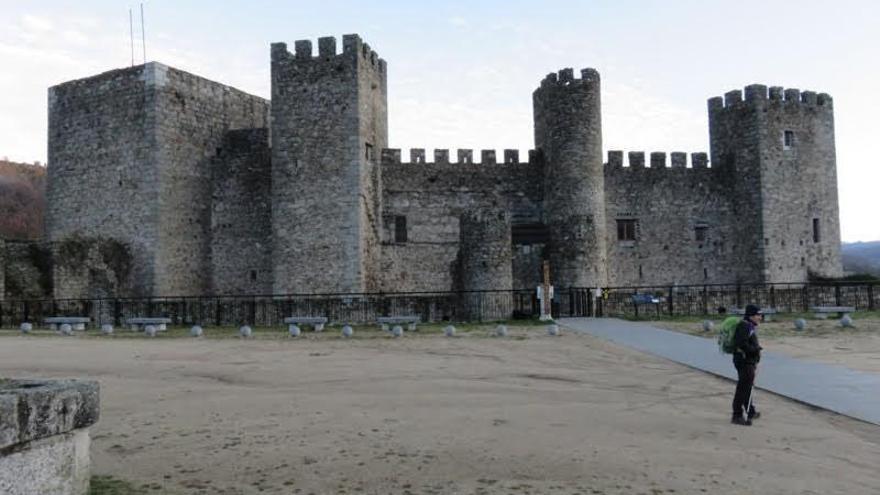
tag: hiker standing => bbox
[731,304,763,426]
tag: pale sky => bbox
[1,0,877,242]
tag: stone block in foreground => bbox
[0,379,100,495]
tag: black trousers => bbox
[732,361,757,417]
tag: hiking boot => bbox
[748,411,761,420]
[731,415,752,426]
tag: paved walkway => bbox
[560,317,880,426]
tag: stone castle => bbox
[11,33,841,299]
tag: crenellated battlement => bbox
[380,148,539,166]
[708,84,832,112]
[604,150,710,169]
[536,67,600,91]
[270,34,386,73]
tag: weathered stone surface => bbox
[27,34,842,299]
[0,429,91,495]
[0,379,99,450]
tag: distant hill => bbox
[0,159,46,240]
[842,241,880,276]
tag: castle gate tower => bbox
[533,68,608,288]
[709,85,841,282]
[270,35,388,293]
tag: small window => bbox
[703,267,708,279]
[783,130,794,149]
[638,265,643,279]
[365,142,374,161]
[617,219,637,241]
[394,215,407,243]
[250,270,257,281]
[812,218,820,243]
[695,225,708,242]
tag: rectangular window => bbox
[617,219,637,241]
[365,142,374,161]
[695,225,708,242]
[812,218,820,243]
[783,130,794,149]
[394,215,407,243]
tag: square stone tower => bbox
[709,85,842,282]
[270,35,388,293]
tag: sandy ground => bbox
[1,326,879,494]
[655,316,880,373]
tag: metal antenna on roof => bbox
[140,3,146,64]
[129,8,134,66]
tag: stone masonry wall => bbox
[380,149,542,292]
[47,63,268,298]
[47,65,158,297]
[210,129,272,295]
[271,35,387,294]
[153,64,268,296]
[603,151,738,286]
[534,68,608,289]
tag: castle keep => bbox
[34,34,841,299]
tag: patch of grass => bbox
[89,475,149,495]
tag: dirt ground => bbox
[654,314,880,373]
[1,324,879,494]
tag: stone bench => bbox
[377,316,421,332]
[0,379,100,494]
[729,307,778,321]
[810,306,856,319]
[283,316,328,332]
[125,317,172,332]
[43,317,90,331]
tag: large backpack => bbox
[717,316,741,354]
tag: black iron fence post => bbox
[735,284,742,309]
[869,285,875,311]
[667,286,674,316]
[834,284,842,306]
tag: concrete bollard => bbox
[702,320,714,332]
[101,324,114,335]
[19,323,32,334]
[59,324,73,336]
[547,324,560,336]
[239,325,253,338]
[144,325,157,337]
[444,325,456,337]
[289,324,301,337]
[391,325,403,338]
[794,318,806,331]
[341,325,353,338]
[495,324,508,337]
[190,325,204,337]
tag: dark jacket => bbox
[733,319,761,365]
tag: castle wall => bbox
[47,63,268,298]
[379,149,542,292]
[152,65,268,296]
[270,35,387,294]
[50,236,134,300]
[47,65,158,297]
[709,85,841,283]
[534,68,608,288]
[210,129,273,295]
[750,86,840,281]
[603,152,738,286]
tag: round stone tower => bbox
[533,68,608,288]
